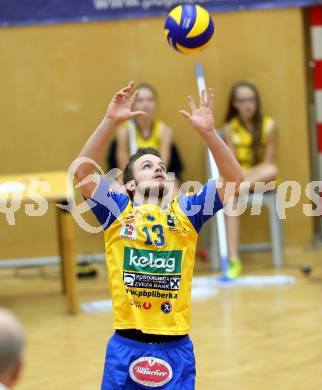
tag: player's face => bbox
[233,86,257,122]
[134,88,157,118]
[131,154,168,198]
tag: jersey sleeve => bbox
[87,176,129,230]
[178,180,223,233]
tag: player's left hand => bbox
[179,88,215,137]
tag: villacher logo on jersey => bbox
[124,247,182,274]
[129,357,173,388]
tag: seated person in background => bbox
[0,309,24,389]
[107,83,183,188]
[223,81,278,278]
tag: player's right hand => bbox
[179,88,215,139]
[105,81,146,125]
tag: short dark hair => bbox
[123,147,161,186]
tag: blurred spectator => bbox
[223,81,278,278]
[106,83,183,191]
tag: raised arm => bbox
[74,81,145,199]
[180,88,244,203]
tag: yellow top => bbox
[229,116,274,170]
[89,178,223,335]
[127,119,161,153]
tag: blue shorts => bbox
[101,333,196,389]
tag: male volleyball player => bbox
[75,81,243,389]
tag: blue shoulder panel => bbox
[87,177,129,230]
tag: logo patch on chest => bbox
[167,214,176,228]
[123,272,180,291]
[160,301,172,314]
[120,224,137,240]
[129,357,173,387]
[124,248,182,274]
[166,213,189,236]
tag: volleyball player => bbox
[75,81,243,389]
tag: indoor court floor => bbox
[1,248,322,390]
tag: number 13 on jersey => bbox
[142,225,165,247]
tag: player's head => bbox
[123,147,168,201]
[225,81,262,124]
[133,83,158,118]
[0,308,24,389]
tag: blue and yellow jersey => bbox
[89,178,222,335]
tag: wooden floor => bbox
[1,247,322,390]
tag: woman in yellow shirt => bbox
[116,84,183,181]
[223,81,278,278]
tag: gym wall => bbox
[0,7,312,259]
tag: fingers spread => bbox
[188,95,196,111]
[207,88,214,108]
[129,90,139,106]
[115,93,126,103]
[116,92,126,98]
[119,81,135,95]
[200,89,207,107]
[179,110,191,120]
[130,110,146,118]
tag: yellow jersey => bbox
[229,116,274,170]
[127,119,161,154]
[89,178,223,335]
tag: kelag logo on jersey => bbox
[124,248,182,274]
